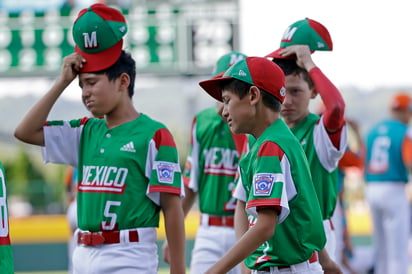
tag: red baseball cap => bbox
[199,57,286,103]
[72,3,128,72]
[390,92,412,111]
[266,18,333,59]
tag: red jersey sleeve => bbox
[402,135,412,169]
[338,149,364,170]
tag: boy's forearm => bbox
[207,208,277,274]
[182,186,196,217]
[234,200,248,240]
[318,248,343,274]
[309,67,345,131]
[163,197,186,274]
[206,232,255,274]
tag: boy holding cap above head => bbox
[364,92,412,274]
[199,56,338,274]
[163,51,251,274]
[14,3,186,274]
[268,18,347,263]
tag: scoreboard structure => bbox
[0,1,239,77]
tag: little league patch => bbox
[157,162,175,184]
[253,173,275,196]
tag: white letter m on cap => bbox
[282,27,297,42]
[82,32,97,49]
[229,54,245,66]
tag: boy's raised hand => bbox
[60,53,86,84]
[280,45,316,71]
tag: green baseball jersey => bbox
[291,113,345,220]
[43,114,184,232]
[234,119,325,268]
[183,107,249,215]
[0,163,14,274]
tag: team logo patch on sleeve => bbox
[157,162,174,184]
[253,173,275,196]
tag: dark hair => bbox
[96,50,136,97]
[219,79,282,112]
[261,89,282,112]
[272,58,314,89]
[219,78,250,99]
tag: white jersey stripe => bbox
[314,116,347,172]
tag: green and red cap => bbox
[72,3,128,72]
[266,18,333,59]
[199,57,286,103]
[212,51,248,78]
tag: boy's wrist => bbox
[305,62,317,72]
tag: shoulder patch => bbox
[253,173,275,196]
[157,162,175,184]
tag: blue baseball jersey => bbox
[365,118,410,183]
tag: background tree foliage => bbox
[2,146,66,215]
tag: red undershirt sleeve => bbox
[309,67,346,148]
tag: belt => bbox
[77,230,139,246]
[323,218,335,231]
[328,218,335,230]
[260,251,318,271]
[201,214,234,227]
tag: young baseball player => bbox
[0,162,14,274]
[198,56,336,274]
[267,18,347,261]
[364,92,412,274]
[163,51,250,274]
[14,4,185,274]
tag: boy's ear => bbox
[119,72,130,91]
[311,86,318,99]
[249,86,261,105]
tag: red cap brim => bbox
[75,40,123,72]
[214,71,225,78]
[265,48,296,59]
[265,47,316,60]
[199,76,233,102]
